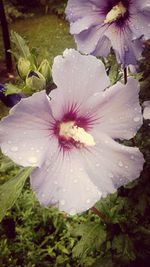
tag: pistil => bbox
[59,121,95,147]
[104,2,126,24]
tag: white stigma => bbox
[59,121,95,147]
[104,2,126,24]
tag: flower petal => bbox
[65,0,106,22]
[0,91,55,167]
[83,77,142,140]
[70,15,102,35]
[51,49,110,119]
[130,10,150,40]
[30,148,102,214]
[105,25,143,67]
[82,132,144,194]
[143,101,150,120]
[75,24,109,55]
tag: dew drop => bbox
[73,179,78,184]
[10,146,18,152]
[96,163,100,167]
[109,173,114,178]
[28,156,38,164]
[54,180,58,185]
[70,209,76,216]
[60,200,66,206]
[86,199,90,204]
[118,161,123,167]
[133,116,140,122]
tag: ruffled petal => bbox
[30,148,101,214]
[70,14,102,35]
[81,77,142,140]
[82,132,144,194]
[75,24,109,54]
[0,91,55,167]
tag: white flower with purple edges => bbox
[0,49,144,215]
[65,0,150,67]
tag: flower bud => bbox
[38,59,51,83]
[26,70,46,91]
[17,57,32,79]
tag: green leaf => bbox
[73,222,106,259]
[10,31,31,59]
[0,167,33,222]
[91,255,118,267]
[112,234,136,261]
[4,83,22,96]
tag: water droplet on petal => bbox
[133,117,140,122]
[70,209,76,216]
[73,179,78,183]
[86,199,90,204]
[60,200,65,205]
[28,156,38,164]
[118,161,123,167]
[10,146,18,152]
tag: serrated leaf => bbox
[0,167,33,222]
[73,222,106,259]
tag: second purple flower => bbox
[66,0,150,67]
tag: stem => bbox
[0,0,13,72]
[123,67,127,84]
[91,207,107,221]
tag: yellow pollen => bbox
[104,2,126,24]
[59,121,95,147]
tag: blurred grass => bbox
[0,14,75,64]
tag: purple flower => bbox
[0,49,144,215]
[65,0,150,67]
